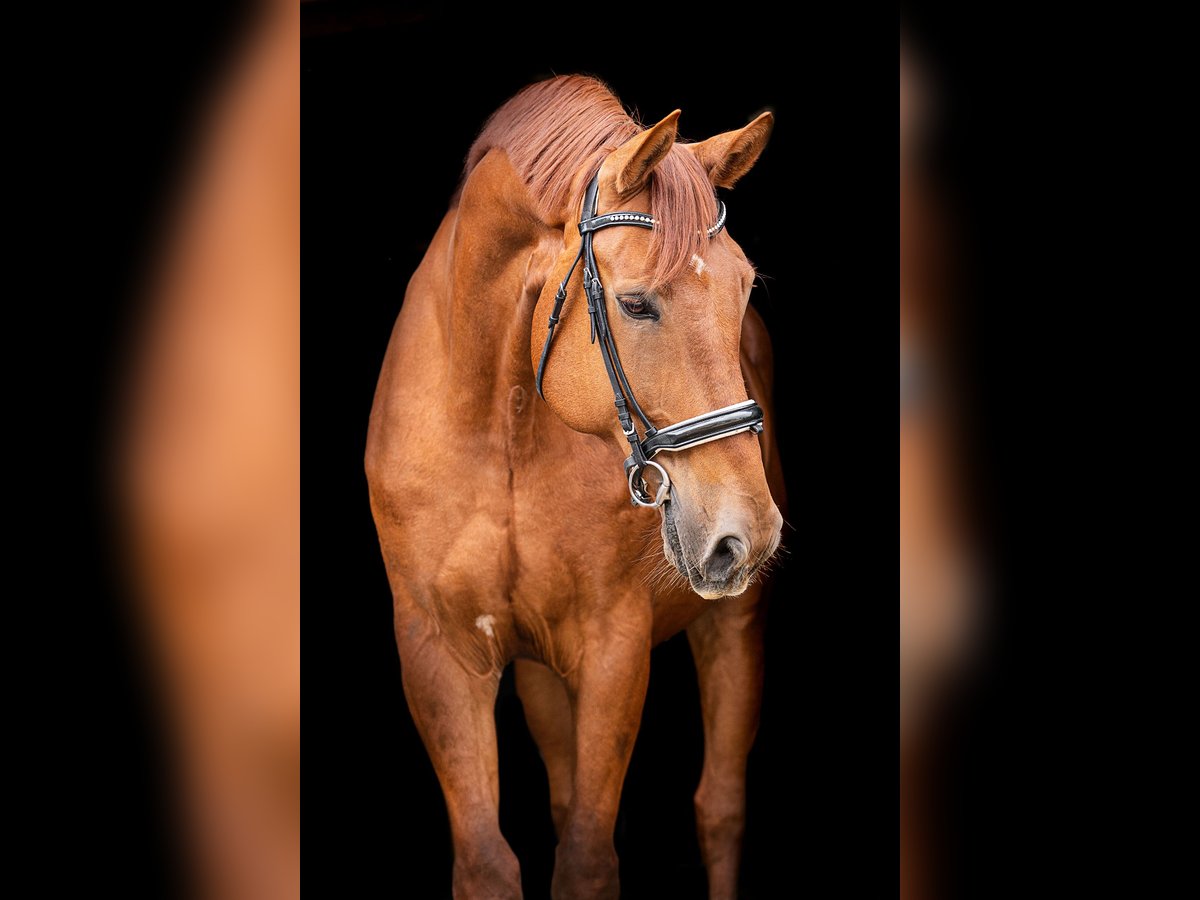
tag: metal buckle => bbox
[628,460,670,508]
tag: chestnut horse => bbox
[366,76,784,899]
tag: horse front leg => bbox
[394,603,521,899]
[687,587,767,900]
[515,659,575,837]
[551,602,651,900]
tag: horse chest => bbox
[384,417,714,658]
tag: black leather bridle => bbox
[536,170,764,508]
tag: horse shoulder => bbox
[739,305,787,515]
[739,304,774,401]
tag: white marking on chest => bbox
[475,614,496,638]
[691,254,707,276]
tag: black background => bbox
[6,2,1181,897]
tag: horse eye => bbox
[618,295,656,319]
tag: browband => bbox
[535,170,763,507]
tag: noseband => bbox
[535,171,764,508]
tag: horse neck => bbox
[441,151,561,420]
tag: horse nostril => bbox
[704,535,748,582]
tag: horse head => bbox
[533,110,782,599]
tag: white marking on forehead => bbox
[691,254,707,276]
[475,614,496,638]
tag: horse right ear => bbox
[606,110,681,197]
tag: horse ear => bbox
[687,111,774,189]
[607,110,680,197]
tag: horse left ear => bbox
[687,111,774,189]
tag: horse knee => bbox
[453,842,522,899]
[694,784,746,850]
[552,835,619,900]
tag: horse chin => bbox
[692,577,750,601]
[660,501,753,600]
